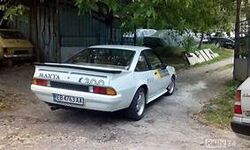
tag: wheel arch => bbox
[129,84,149,106]
[171,74,176,80]
[140,84,148,95]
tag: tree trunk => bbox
[198,33,204,49]
[233,0,242,80]
[234,0,242,59]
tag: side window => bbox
[144,50,162,70]
[135,54,149,72]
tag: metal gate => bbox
[234,19,250,80]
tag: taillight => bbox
[32,79,50,86]
[234,105,242,114]
[89,86,116,96]
[235,90,241,102]
[234,90,242,115]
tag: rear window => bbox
[0,31,25,39]
[68,48,135,69]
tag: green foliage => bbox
[74,0,236,33]
[0,0,29,25]
[0,4,29,21]
[182,36,197,53]
[154,46,187,70]
[0,0,237,35]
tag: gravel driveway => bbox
[0,58,249,150]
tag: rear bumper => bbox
[31,85,126,112]
[4,54,33,59]
[231,120,250,136]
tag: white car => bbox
[31,45,176,120]
[231,77,250,135]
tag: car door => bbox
[143,50,170,96]
[134,53,157,99]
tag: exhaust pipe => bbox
[50,106,60,111]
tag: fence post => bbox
[55,0,61,63]
[32,0,40,62]
[247,17,250,76]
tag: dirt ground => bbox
[0,58,250,150]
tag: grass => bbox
[159,44,233,70]
[196,80,241,129]
[193,44,233,67]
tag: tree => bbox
[74,0,235,33]
[1,0,237,39]
[0,0,29,26]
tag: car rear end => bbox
[231,77,250,135]
[0,30,33,62]
[30,64,130,112]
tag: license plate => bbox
[53,94,84,106]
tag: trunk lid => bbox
[34,63,124,87]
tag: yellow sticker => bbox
[154,69,161,79]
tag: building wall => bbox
[11,3,122,62]
[59,6,122,61]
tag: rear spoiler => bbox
[34,63,122,74]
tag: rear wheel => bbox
[125,88,146,121]
[166,77,175,96]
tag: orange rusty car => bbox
[0,29,33,65]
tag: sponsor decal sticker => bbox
[154,69,169,79]
[79,77,105,86]
[243,93,250,97]
[39,73,60,80]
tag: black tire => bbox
[6,59,13,67]
[125,88,146,121]
[165,76,176,96]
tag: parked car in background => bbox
[0,29,33,65]
[31,45,176,121]
[209,37,235,49]
[231,77,250,136]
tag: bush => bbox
[153,46,185,58]
[182,36,197,53]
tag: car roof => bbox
[89,45,150,52]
